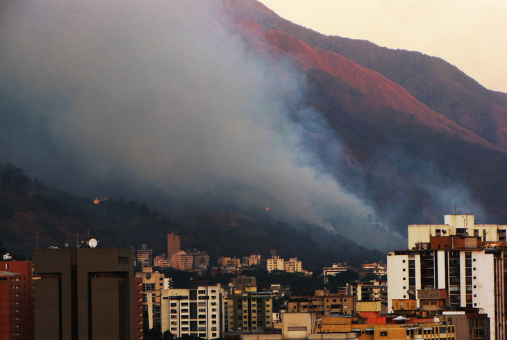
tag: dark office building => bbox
[33,247,141,340]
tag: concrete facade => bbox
[161,285,225,339]
[226,292,273,332]
[389,214,505,340]
[33,248,139,340]
[0,261,34,340]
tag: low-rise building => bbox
[323,264,350,276]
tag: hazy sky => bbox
[258,0,507,93]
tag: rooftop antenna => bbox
[454,202,462,215]
[36,231,39,249]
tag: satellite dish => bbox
[142,243,147,250]
[64,243,69,248]
[89,238,98,248]
[270,249,276,256]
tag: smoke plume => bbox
[0,0,406,250]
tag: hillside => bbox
[0,164,384,266]
[219,0,507,227]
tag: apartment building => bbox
[284,258,302,273]
[225,292,273,332]
[135,267,171,330]
[322,264,350,276]
[387,214,506,340]
[171,251,194,271]
[0,261,34,340]
[218,257,241,274]
[266,255,284,272]
[286,290,355,317]
[242,255,261,267]
[346,279,387,302]
[136,244,153,267]
[161,284,225,339]
[229,275,257,294]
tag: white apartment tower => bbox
[388,214,507,340]
[161,284,225,339]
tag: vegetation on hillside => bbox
[0,164,384,266]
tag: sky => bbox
[258,0,507,93]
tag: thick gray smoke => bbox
[0,0,405,250]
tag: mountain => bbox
[1,0,507,254]
[0,164,384,266]
[219,0,507,226]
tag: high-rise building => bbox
[225,291,273,332]
[167,234,181,257]
[160,284,225,339]
[135,267,172,330]
[33,247,142,340]
[0,261,34,340]
[387,214,507,340]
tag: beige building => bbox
[135,267,172,330]
[171,251,193,271]
[287,290,355,317]
[323,264,350,276]
[284,258,302,273]
[218,257,241,273]
[242,255,261,267]
[266,255,284,272]
[153,255,171,268]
